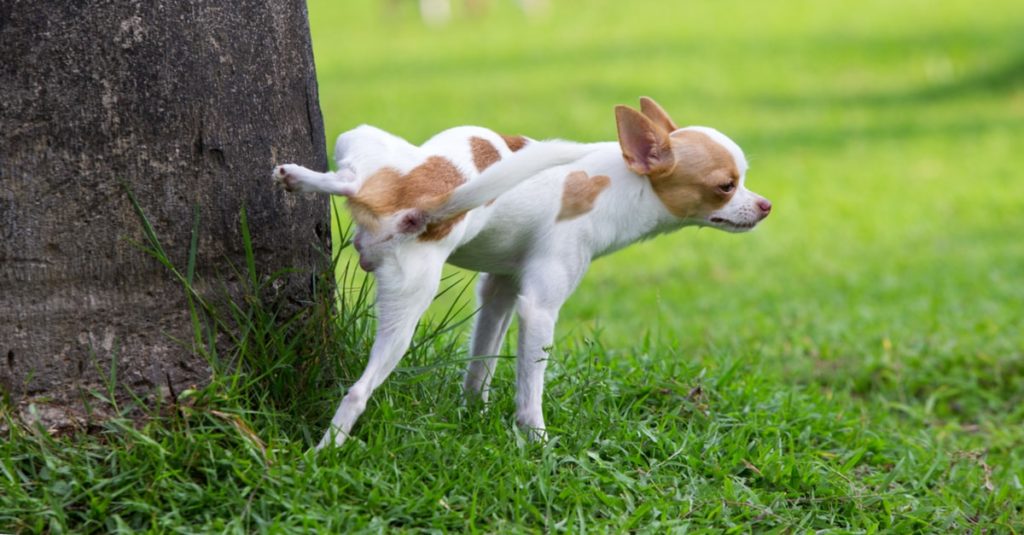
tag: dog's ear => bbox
[396,208,428,235]
[639,97,678,133]
[615,105,674,176]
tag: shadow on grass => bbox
[739,48,1024,149]
[744,115,1024,152]
[911,53,1024,101]
[754,49,1024,108]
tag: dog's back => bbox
[333,125,592,240]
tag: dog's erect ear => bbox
[615,105,675,177]
[639,97,678,133]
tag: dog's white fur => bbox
[273,98,771,448]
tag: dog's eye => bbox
[718,182,735,193]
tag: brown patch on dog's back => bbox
[501,134,528,152]
[349,156,466,237]
[557,171,611,221]
[470,136,501,172]
[649,130,738,218]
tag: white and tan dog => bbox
[273,97,771,449]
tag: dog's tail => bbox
[429,140,598,220]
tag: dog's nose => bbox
[756,198,772,216]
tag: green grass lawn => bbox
[3,0,1024,531]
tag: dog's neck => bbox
[575,146,691,259]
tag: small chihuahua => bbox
[273,97,771,448]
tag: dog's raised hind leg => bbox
[316,249,445,449]
[273,163,357,196]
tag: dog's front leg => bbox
[316,253,445,449]
[464,273,519,405]
[513,260,588,440]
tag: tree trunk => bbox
[0,0,328,422]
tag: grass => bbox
[3,0,1024,531]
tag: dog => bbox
[273,97,771,449]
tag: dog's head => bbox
[349,208,432,272]
[615,97,771,232]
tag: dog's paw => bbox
[314,426,349,450]
[516,413,548,442]
[524,427,548,443]
[272,164,302,192]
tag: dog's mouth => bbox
[708,217,757,232]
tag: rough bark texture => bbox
[0,0,328,420]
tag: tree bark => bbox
[0,0,328,418]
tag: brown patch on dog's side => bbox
[346,168,401,230]
[557,171,611,221]
[648,129,739,218]
[348,156,466,237]
[501,134,528,152]
[470,136,501,172]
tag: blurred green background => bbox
[4,4,1022,531]
[308,0,1023,353]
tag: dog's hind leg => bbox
[316,248,446,449]
[463,273,519,405]
[273,163,357,196]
